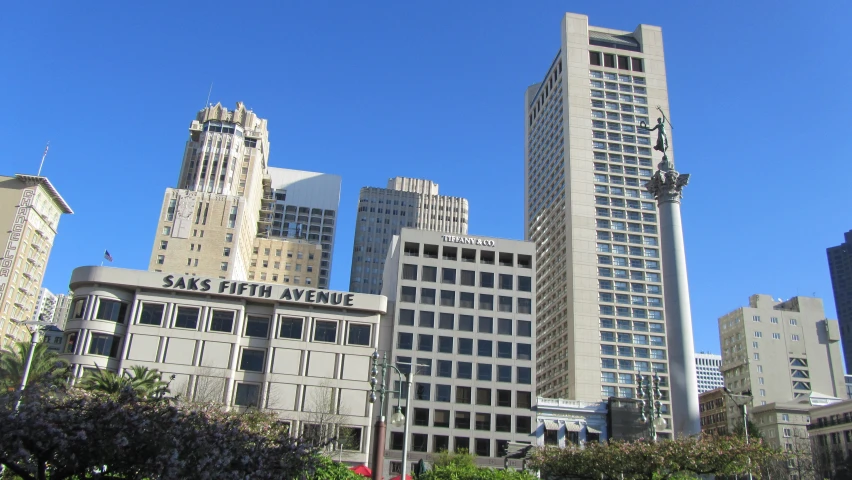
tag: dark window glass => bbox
[397,332,413,350]
[390,432,404,450]
[477,363,492,381]
[279,317,303,339]
[590,51,602,66]
[496,414,512,432]
[396,357,412,375]
[421,288,436,305]
[518,298,532,314]
[415,383,431,401]
[401,286,416,303]
[414,408,430,426]
[399,309,415,326]
[245,316,270,338]
[496,439,509,457]
[478,340,492,357]
[138,303,164,326]
[517,391,532,409]
[416,358,432,376]
[434,409,451,427]
[412,434,428,452]
[497,318,512,335]
[439,313,454,329]
[175,306,200,329]
[88,333,121,357]
[475,413,491,431]
[210,310,235,333]
[475,438,490,456]
[436,384,451,402]
[434,435,449,452]
[418,334,433,352]
[479,294,494,311]
[314,320,337,342]
[458,338,473,355]
[438,336,453,353]
[422,266,437,282]
[496,389,512,407]
[476,388,491,406]
[440,290,455,307]
[460,270,475,286]
[632,57,644,72]
[72,298,87,319]
[518,320,532,337]
[456,386,472,404]
[517,343,532,360]
[459,315,474,331]
[348,324,372,346]
[402,264,418,280]
[516,416,532,434]
[518,276,532,292]
[478,317,493,333]
[499,274,513,290]
[340,427,362,451]
[480,272,494,288]
[460,292,475,309]
[442,268,456,284]
[96,299,128,323]
[499,296,513,312]
[497,341,512,359]
[437,360,453,377]
[234,383,260,407]
[457,362,472,379]
[419,311,434,328]
[517,367,532,384]
[455,436,470,453]
[604,53,615,68]
[455,412,471,429]
[618,55,629,70]
[240,349,265,372]
[497,365,512,382]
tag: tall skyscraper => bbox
[524,12,674,428]
[827,230,852,372]
[694,353,724,394]
[148,103,337,289]
[718,294,846,404]
[349,177,468,294]
[0,174,73,350]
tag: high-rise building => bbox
[0,174,73,349]
[524,13,674,425]
[350,177,469,295]
[380,229,536,470]
[53,292,72,330]
[718,294,846,405]
[31,287,57,323]
[827,230,852,372]
[695,352,724,394]
[148,103,335,289]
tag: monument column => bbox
[644,116,700,437]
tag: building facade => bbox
[53,292,72,330]
[719,295,846,405]
[0,174,73,349]
[809,399,852,478]
[698,387,729,435]
[32,287,57,323]
[827,230,852,373]
[380,229,537,471]
[535,398,608,447]
[41,324,64,353]
[695,352,724,394]
[523,13,675,432]
[350,177,469,295]
[147,103,334,289]
[59,266,387,465]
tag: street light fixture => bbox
[11,320,53,411]
[636,371,666,441]
[723,387,754,480]
[368,350,414,480]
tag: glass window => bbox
[72,298,87,318]
[422,266,437,282]
[456,386,472,404]
[240,349,265,372]
[516,416,532,434]
[499,274,513,290]
[497,341,512,358]
[518,298,532,314]
[499,296,513,312]
[457,362,472,379]
[478,317,493,333]
[497,318,512,335]
[436,384,451,402]
[421,288,436,305]
[234,383,260,407]
[397,332,413,350]
[497,365,512,382]
[439,313,454,329]
[414,383,430,400]
[314,320,337,343]
[138,303,164,326]
[517,367,532,385]
[478,340,492,357]
[418,334,433,352]
[174,306,200,329]
[438,336,453,353]
[440,290,455,307]
[399,309,415,326]
[419,311,434,328]
[460,270,475,286]
[210,310,235,333]
[517,391,532,409]
[442,268,457,284]
[477,364,492,381]
[455,412,471,429]
[245,316,270,338]
[402,264,418,280]
[459,315,474,332]
[88,333,121,358]
[517,320,532,337]
[458,338,473,355]
[479,294,494,311]
[434,409,451,427]
[348,324,372,346]
[517,343,532,360]
[475,413,491,431]
[480,272,494,288]
[437,360,453,377]
[279,317,303,339]
[497,389,511,407]
[459,292,475,309]
[95,299,128,323]
[400,286,416,303]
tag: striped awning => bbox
[586,426,602,434]
[564,423,581,432]
[544,421,560,431]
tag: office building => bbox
[350,177,468,295]
[41,324,64,353]
[59,266,387,465]
[380,229,536,471]
[32,287,58,323]
[697,388,730,435]
[148,103,334,288]
[718,295,846,405]
[0,174,73,349]
[523,12,677,431]
[827,230,852,372]
[53,292,72,330]
[809,398,852,477]
[695,352,724,394]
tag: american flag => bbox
[104,250,113,262]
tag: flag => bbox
[104,250,113,262]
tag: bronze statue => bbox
[641,117,668,157]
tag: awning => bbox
[544,421,560,431]
[586,426,602,434]
[564,423,581,432]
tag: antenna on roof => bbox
[205,82,213,109]
[36,141,49,177]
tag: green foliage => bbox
[78,365,169,398]
[308,455,363,480]
[0,340,69,393]
[731,419,763,441]
[423,450,536,480]
[431,449,476,469]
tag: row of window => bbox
[402,243,532,268]
[391,354,533,384]
[600,331,666,346]
[600,358,668,373]
[600,318,664,332]
[599,305,663,320]
[401,265,532,291]
[399,287,532,313]
[396,334,532,360]
[398,311,533,336]
[395,382,532,409]
[600,344,667,360]
[589,53,644,72]
[599,292,662,307]
[389,433,522,458]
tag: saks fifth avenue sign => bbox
[441,234,496,247]
[162,274,355,306]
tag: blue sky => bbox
[3,1,850,356]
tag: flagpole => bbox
[37,142,50,177]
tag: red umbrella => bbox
[389,475,413,480]
[349,465,372,477]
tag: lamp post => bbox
[636,371,666,441]
[368,350,414,480]
[723,387,754,480]
[11,320,52,411]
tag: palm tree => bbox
[0,340,69,393]
[79,365,169,398]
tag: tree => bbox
[172,365,227,404]
[0,340,69,393]
[307,455,364,480]
[78,365,168,398]
[301,381,354,449]
[731,418,763,442]
[0,386,327,480]
[422,450,535,480]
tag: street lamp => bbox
[368,350,414,480]
[723,387,754,480]
[11,320,53,411]
[636,371,666,441]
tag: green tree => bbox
[78,365,169,398]
[0,340,69,393]
[424,450,536,480]
[307,455,363,480]
[731,418,763,441]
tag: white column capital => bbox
[646,168,690,205]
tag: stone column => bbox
[645,158,700,436]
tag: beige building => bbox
[0,174,73,349]
[60,266,387,464]
[148,103,336,289]
[350,177,469,295]
[523,13,675,425]
[719,295,846,406]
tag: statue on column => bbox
[641,117,668,158]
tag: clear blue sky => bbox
[3,1,850,357]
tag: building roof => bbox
[15,174,73,214]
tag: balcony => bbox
[257,215,273,224]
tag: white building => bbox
[32,287,58,323]
[695,352,724,394]
[60,266,387,465]
[534,398,608,447]
[53,293,73,330]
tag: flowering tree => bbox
[529,435,784,479]
[0,387,328,479]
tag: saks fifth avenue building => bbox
[60,266,387,465]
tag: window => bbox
[477,364,492,381]
[459,315,474,332]
[414,383,431,401]
[438,336,453,354]
[456,386,472,404]
[402,264,418,280]
[398,332,413,350]
[459,292,475,309]
[223,247,231,257]
[434,435,449,453]
[418,334,433,352]
[499,274,513,290]
[498,318,512,335]
[497,365,512,382]
[518,298,532,314]
[457,362,472,379]
[399,309,415,326]
[314,320,338,343]
[440,290,455,307]
[518,276,532,292]
[434,409,451,427]
[174,306,200,329]
[475,413,491,431]
[245,316,270,338]
[422,266,437,282]
[421,288,436,305]
[436,384,451,402]
[478,340,492,357]
[348,324,372,346]
[439,313,454,329]
[496,390,511,407]
[791,334,800,342]
[517,320,532,337]
[234,383,260,407]
[156,255,164,265]
[783,428,792,438]
[138,303,164,326]
[790,319,798,326]
[442,268,457,284]
[438,360,453,377]
[160,240,168,250]
[390,432,404,450]
[210,310,235,333]
[498,296,512,312]
[279,317,303,339]
[400,287,416,303]
[339,427,362,451]
[240,349,265,372]
[479,317,493,333]
[480,272,494,288]
[455,412,471,429]
[517,367,532,385]
[497,341,512,358]
[517,344,532,360]
[516,416,532,434]
[63,332,78,354]
[96,299,128,323]
[88,333,121,358]
[419,311,435,328]
[461,270,475,286]
[458,338,473,355]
